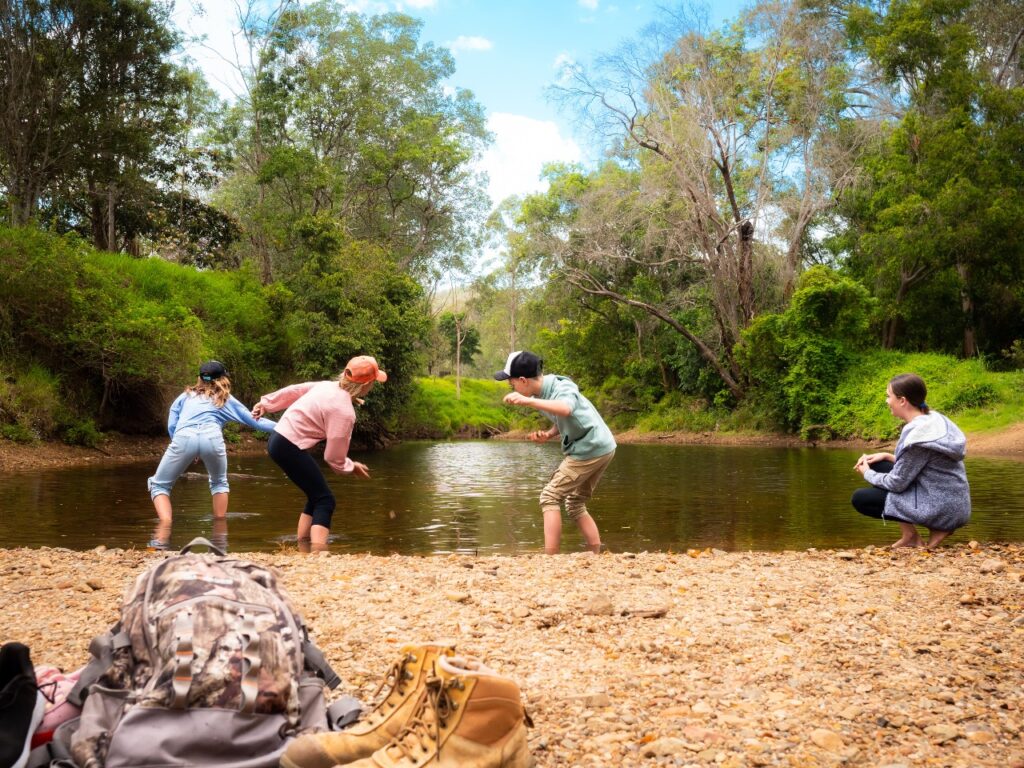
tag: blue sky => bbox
[175,0,748,207]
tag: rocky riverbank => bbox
[2,543,1022,767]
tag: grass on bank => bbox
[827,352,1024,440]
[399,376,536,438]
[627,351,1024,442]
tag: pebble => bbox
[810,728,845,751]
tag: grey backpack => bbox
[60,538,348,768]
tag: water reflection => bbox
[1,442,1022,554]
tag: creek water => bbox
[1,441,1021,554]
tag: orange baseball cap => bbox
[345,355,387,384]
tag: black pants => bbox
[851,460,912,523]
[267,432,336,529]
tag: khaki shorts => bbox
[539,450,615,520]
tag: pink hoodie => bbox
[258,381,356,473]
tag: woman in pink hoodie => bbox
[252,356,387,551]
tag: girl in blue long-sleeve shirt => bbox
[148,361,276,539]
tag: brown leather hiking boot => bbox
[341,655,531,768]
[280,643,456,768]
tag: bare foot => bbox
[890,534,923,548]
[925,530,951,549]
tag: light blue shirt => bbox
[539,374,616,460]
[168,392,277,438]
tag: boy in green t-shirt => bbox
[496,351,616,554]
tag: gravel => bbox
[2,543,1022,767]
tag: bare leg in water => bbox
[575,512,602,554]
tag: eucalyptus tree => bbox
[547,0,855,399]
[826,0,1024,356]
[217,2,490,283]
[0,0,213,255]
[438,311,480,397]
[0,0,81,225]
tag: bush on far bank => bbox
[827,351,1024,440]
[399,376,533,438]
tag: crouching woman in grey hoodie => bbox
[852,373,971,549]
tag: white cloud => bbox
[448,35,494,53]
[578,0,600,9]
[479,113,582,206]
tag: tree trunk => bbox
[455,316,462,400]
[90,192,107,251]
[882,276,912,349]
[106,185,116,251]
[738,220,755,325]
[957,261,977,357]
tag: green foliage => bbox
[400,377,521,438]
[217,4,490,282]
[0,225,282,433]
[837,0,1024,357]
[736,266,875,435]
[437,312,481,370]
[942,382,997,413]
[62,419,102,448]
[0,363,61,440]
[281,226,430,444]
[635,392,728,433]
[827,351,1024,439]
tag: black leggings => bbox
[267,432,336,529]
[851,459,912,523]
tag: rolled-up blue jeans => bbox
[148,424,229,498]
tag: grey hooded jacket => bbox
[863,412,971,531]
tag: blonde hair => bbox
[185,376,231,407]
[338,371,373,405]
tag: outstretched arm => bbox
[252,381,315,418]
[503,391,572,417]
[224,396,276,432]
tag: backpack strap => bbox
[67,628,131,707]
[301,638,340,689]
[170,611,195,709]
[178,537,226,556]
[326,695,363,731]
[239,614,261,715]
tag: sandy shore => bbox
[2,544,1022,767]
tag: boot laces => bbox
[366,653,415,721]
[385,674,459,762]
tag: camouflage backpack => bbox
[66,539,341,768]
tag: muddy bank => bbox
[1,421,1022,474]
[2,544,1022,767]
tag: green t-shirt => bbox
[540,374,617,459]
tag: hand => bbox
[854,452,887,473]
[503,391,534,407]
[352,462,370,479]
[527,429,552,442]
[251,403,266,419]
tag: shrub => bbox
[400,377,521,438]
[62,419,102,447]
[736,266,875,436]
